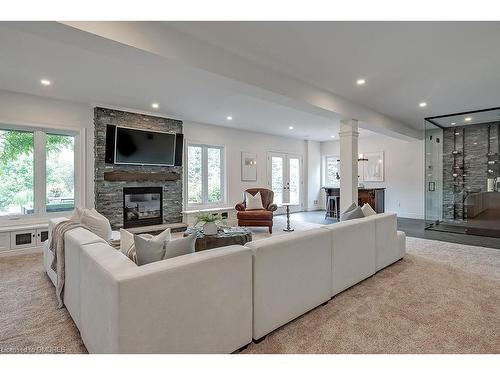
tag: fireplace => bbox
[123,187,163,228]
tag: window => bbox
[187,143,224,206]
[0,127,77,217]
[325,156,340,187]
[0,129,34,216]
[46,134,75,212]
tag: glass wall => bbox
[425,108,500,237]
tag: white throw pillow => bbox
[361,203,377,217]
[245,191,264,210]
[70,207,84,222]
[121,228,171,265]
[80,208,112,242]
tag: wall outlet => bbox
[314,200,318,205]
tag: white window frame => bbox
[0,122,84,224]
[324,155,340,187]
[185,141,226,209]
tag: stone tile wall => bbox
[94,107,183,229]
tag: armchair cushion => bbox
[237,210,273,220]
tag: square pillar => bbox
[339,119,359,212]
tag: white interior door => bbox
[267,152,303,213]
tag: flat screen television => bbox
[114,126,178,166]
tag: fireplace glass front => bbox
[123,187,163,228]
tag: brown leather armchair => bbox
[235,188,278,233]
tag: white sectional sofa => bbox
[43,212,405,352]
[44,218,253,354]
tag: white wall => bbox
[320,134,424,219]
[183,121,308,210]
[0,90,94,213]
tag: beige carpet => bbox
[1,237,499,354]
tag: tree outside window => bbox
[187,144,224,206]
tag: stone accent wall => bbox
[442,122,500,221]
[94,107,183,229]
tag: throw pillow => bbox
[245,191,264,210]
[121,228,171,265]
[343,202,358,214]
[70,207,84,222]
[361,203,377,217]
[341,206,365,221]
[134,234,166,266]
[163,233,197,260]
[80,208,112,242]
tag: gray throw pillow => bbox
[341,206,365,221]
[343,202,357,214]
[164,233,197,260]
[134,234,166,266]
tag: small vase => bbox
[203,222,218,235]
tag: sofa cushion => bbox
[245,191,264,210]
[322,217,376,296]
[246,228,332,339]
[237,209,273,220]
[364,213,401,271]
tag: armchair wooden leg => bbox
[269,226,272,234]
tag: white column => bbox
[339,119,359,212]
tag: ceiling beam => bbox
[60,21,422,140]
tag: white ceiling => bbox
[2,22,499,142]
[0,22,374,142]
[428,108,500,128]
[170,22,500,131]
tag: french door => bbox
[267,152,303,214]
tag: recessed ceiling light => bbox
[465,117,472,122]
[226,116,233,121]
[419,102,427,108]
[451,122,456,125]
[151,103,159,109]
[330,135,335,138]
[40,79,51,86]
[289,126,294,130]
[356,78,366,85]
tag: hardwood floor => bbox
[281,211,500,250]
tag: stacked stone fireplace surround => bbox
[94,107,183,229]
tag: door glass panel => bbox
[271,156,283,205]
[46,134,75,212]
[289,158,300,205]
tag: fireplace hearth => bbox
[123,187,163,228]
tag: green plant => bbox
[194,212,226,227]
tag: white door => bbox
[267,152,303,213]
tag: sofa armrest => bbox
[235,202,246,211]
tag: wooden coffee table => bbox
[183,227,253,252]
